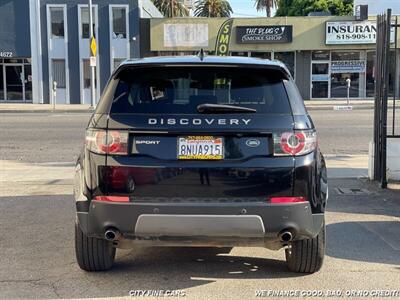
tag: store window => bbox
[250,52,271,59]
[5,66,23,100]
[50,7,64,38]
[331,51,360,61]
[230,52,248,57]
[81,7,96,39]
[24,65,32,100]
[330,51,362,98]
[52,59,66,88]
[312,51,330,61]
[4,59,23,64]
[112,7,127,39]
[0,58,32,102]
[366,51,375,98]
[366,51,397,98]
[274,52,295,78]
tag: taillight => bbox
[274,130,317,156]
[270,196,307,203]
[86,129,128,155]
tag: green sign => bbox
[215,19,233,56]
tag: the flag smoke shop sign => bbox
[236,26,293,44]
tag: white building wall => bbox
[354,0,400,16]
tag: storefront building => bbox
[148,16,400,100]
[0,0,161,104]
[0,0,33,102]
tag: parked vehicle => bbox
[74,55,328,273]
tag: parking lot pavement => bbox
[0,177,399,299]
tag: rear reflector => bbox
[93,196,130,202]
[270,197,307,203]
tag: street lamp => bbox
[88,0,96,108]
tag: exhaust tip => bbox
[105,228,121,241]
[279,231,293,243]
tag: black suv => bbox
[74,56,328,273]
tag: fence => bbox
[374,9,400,188]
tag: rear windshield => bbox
[110,66,291,114]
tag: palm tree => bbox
[254,0,277,17]
[194,0,233,17]
[152,0,189,17]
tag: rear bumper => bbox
[77,201,324,249]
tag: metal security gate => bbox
[374,9,400,188]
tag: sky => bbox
[229,0,276,17]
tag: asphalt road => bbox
[1,109,395,163]
[0,178,399,299]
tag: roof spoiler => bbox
[113,62,291,80]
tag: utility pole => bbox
[88,0,96,108]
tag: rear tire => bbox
[285,222,325,273]
[75,222,116,271]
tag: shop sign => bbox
[215,19,234,56]
[164,24,208,47]
[326,21,395,44]
[331,60,366,73]
[236,26,293,44]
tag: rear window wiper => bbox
[197,103,257,114]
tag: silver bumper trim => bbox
[134,214,265,237]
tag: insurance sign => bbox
[326,21,394,44]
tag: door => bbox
[311,62,330,99]
[82,59,97,105]
[51,59,67,104]
[5,65,24,101]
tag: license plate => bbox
[178,136,224,160]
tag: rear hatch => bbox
[99,64,295,202]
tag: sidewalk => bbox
[325,154,368,179]
[305,99,400,110]
[0,103,93,113]
[2,100,399,113]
